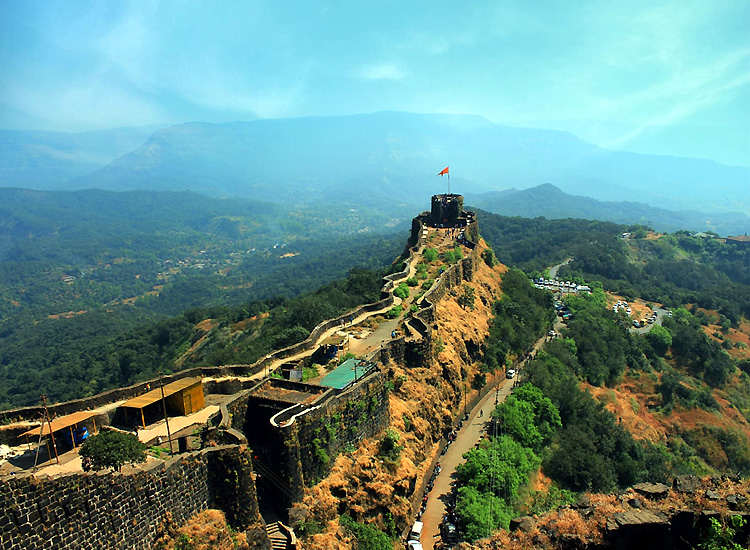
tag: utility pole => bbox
[40,395,59,464]
[463,383,468,419]
[159,374,174,454]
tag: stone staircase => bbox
[266,521,293,550]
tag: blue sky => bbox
[1,0,748,166]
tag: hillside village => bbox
[1,195,749,550]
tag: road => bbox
[419,327,552,549]
[629,307,668,334]
[547,258,572,280]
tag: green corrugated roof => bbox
[320,358,370,389]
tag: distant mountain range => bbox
[1,112,748,232]
[0,125,164,187]
[467,183,750,236]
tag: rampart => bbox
[279,371,390,495]
[0,445,268,550]
[0,198,482,546]
[369,212,480,371]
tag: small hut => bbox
[120,377,205,428]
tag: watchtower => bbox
[430,194,464,226]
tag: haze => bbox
[1,0,749,167]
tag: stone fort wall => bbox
[0,445,267,550]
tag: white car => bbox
[506,369,516,379]
[407,542,424,550]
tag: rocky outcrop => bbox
[497,477,750,550]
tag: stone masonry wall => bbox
[0,445,266,550]
[282,372,390,493]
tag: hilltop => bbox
[468,183,750,236]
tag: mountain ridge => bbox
[468,183,750,236]
[3,112,747,216]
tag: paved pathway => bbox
[419,379,514,549]
[418,275,560,548]
[207,237,428,385]
[547,258,572,280]
[629,307,668,334]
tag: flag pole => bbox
[437,166,450,194]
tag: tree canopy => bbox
[79,430,147,472]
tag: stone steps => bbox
[266,521,289,550]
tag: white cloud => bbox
[355,63,407,81]
[4,80,167,131]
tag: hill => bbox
[0,125,163,187]
[4,112,748,216]
[468,183,750,236]
[3,204,749,549]
[0,187,405,320]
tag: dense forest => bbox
[0,188,409,410]
[442,215,750,540]
[0,188,406,320]
[0,266,390,409]
[475,210,750,323]
[454,263,750,539]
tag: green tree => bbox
[496,384,561,452]
[423,247,438,262]
[458,285,476,310]
[698,515,747,550]
[393,283,410,299]
[339,515,392,550]
[646,324,672,356]
[79,430,147,472]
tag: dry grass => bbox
[153,509,249,550]
[291,239,505,548]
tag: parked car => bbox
[442,522,459,544]
[506,369,516,379]
[409,521,423,542]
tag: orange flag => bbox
[437,166,449,176]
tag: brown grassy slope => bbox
[153,510,250,549]
[293,239,506,549]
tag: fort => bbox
[0,196,482,550]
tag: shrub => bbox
[458,285,476,310]
[339,515,392,550]
[393,283,409,299]
[79,430,147,472]
[385,305,403,319]
[423,247,439,263]
[378,429,403,461]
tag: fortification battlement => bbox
[425,193,475,229]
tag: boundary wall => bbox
[369,213,480,371]
[0,445,268,550]
[279,371,390,498]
